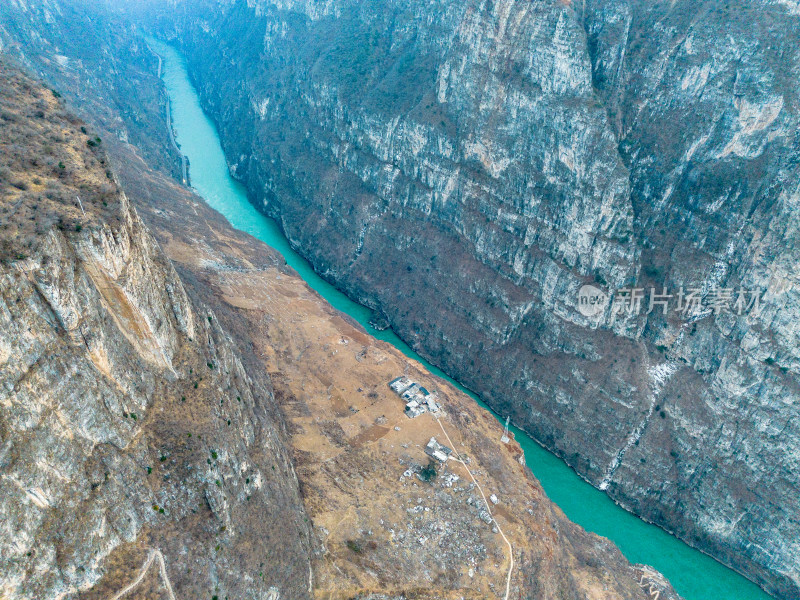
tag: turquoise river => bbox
[149,38,773,600]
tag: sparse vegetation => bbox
[0,67,120,264]
[643,265,663,280]
[418,459,438,482]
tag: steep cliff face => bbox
[144,0,800,596]
[582,1,800,595]
[0,61,314,599]
[171,0,647,492]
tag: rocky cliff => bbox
[134,0,799,597]
[0,59,315,599]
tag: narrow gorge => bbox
[133,1,799,598]
[0,0,797,599]
[0,8,685,599]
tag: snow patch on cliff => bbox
[599,361,677,490]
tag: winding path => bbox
[165,97,189,185]
[108,548,176,600]
[639,573,662,600]
[436,417,514,600]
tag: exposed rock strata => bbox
[121,107,682,600]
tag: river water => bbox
[148,38,773,600]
